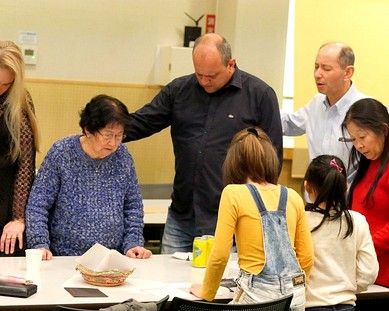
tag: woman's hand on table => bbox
[189,283,204,299]
[0,219,25,254]
[40,248,53,260]
[126,246,152,259]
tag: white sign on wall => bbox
[18,31,38,65]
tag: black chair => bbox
[53,295,170,311]
[170,294,293,311]
[52,307,94,311]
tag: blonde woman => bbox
[0,40,39,256]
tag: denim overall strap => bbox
[245,184,303,290]
[246,184,287,213]
[277,186,288,212]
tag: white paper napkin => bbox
[172,252,192,261]
[75,243,134,272]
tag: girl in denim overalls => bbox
[232,184,306,310]
[190,127,314,309]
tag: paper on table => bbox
[228,260,240,275]
[75,243,134,272]
[143,282,193,299]
[172,252,193,261]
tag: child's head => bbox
[304,155,347,212]
[304,155,353,238]
[223,127,279,186]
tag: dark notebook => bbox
[0,281,38,298]
[65,287,108,297]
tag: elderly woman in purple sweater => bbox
[26,94,151,260]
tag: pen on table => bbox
[0,275,33,285]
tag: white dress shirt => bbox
[281,83,369,185]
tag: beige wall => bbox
[294,0,389,148]
[1,0,216,84]
[11,0,295,189]
[26,79,303,193]
[216,0,289,106]
[12,1,389,192]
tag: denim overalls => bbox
[231,184,306,311]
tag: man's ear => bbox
[344,65,355,80]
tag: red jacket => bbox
[352,160,389,287]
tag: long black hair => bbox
[304,155,353,238]
[342,98,389,207]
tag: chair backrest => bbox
[156,295,170,311]
[52,306,93,311]
[170,294,293,311]
[53,295,170,311]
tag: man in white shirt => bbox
[282,42,369,185]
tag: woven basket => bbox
[76,264,135,287]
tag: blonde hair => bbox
[0,40,39,161]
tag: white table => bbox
[142,199,170,253]
[0,254,234,310]
[143,199,170,225]
[1,254,388,310]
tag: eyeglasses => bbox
[338,137,353,143]
[97,131,126,141]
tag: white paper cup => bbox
[25,249,43,273]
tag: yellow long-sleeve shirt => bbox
[201,183,314,301]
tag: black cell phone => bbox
[220,278,237,288]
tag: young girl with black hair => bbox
[304,155,378,311]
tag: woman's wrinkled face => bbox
[0,67,14,96]
[88,123,126,159]
[346,121,386,160]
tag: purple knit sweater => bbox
[26,135,145,256]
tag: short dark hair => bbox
[79,94,131,134]
[193,33,232,66]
